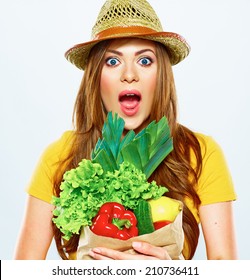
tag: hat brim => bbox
[65,31,190,70]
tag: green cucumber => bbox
[134,199,155,235]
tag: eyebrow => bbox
[106,48,156,56]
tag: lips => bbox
[118,90,141,116]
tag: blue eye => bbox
[106,57,119,66]
[138,57,152,66]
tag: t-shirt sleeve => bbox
[26,131,73,204]
[196,134,237,205]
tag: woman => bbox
[14,0,237,260]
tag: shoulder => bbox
[194,132,221,152]
[47,130,75,150]
[193,132,225,164]
[194,132,229,167]
[26,131,75,203]
[192,131,229,176]
[41,130,75,162]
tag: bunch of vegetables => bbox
[52,112,181,241]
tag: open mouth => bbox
[119,90,141,116]
[119,91,141,106]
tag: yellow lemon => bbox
[148,196,182,222]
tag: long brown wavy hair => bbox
[52,39,202,260]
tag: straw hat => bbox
[65,0,190,70]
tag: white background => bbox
[0,0,249,260]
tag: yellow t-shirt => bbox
[26,130,236,258]
[27,131,74,202]
[185,133,236,223]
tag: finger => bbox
[89,247,154,260]
[89,248,113,260]
[132,242,171,260]
[89,247,133,260]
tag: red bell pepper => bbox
[90,202,138,240]
[153,220,172,230]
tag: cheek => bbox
[100,72,111,96]
[100,72,112,108]
[100,71,117,111]
[146,72,157,101]
[149,74,157,91]
[142,65,157,89]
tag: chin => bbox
[123,117,146,133]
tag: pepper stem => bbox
[112,218,131,230]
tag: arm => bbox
[14,195,54,260]
[199,201,237,259]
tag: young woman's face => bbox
[100,38,157,131]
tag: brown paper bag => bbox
[77,210,184,260]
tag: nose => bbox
[120,64,139,83]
